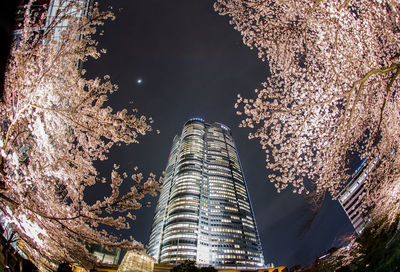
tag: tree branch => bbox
[373,66,400,147]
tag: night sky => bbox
[85,0,354,268]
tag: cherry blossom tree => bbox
[0,1,160,268]
[214,0,400,206]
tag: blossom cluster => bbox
[215,0,400,201]
[0,0,160,267]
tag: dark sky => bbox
[86,0,354,268]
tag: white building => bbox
[147,118,265,269]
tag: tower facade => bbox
[338,157,379,234]
[148,118,265,269]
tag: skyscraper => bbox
[148,118,265,269]
[338,157,379,234]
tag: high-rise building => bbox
[338,157,379,234]
[13,0,93,46]
[148,118,265,269]
[45,0,93,42]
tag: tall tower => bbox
[148,118,265,269]
[338,157,379,234]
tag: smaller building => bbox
[87,244,121,265]
[73,263,119,272]
[114,251,286,272]
[118,251,155,272]
[74,252,286,272]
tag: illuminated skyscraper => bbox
[338,157,379,234]
[148,118,265,269]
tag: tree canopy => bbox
[215,0,400,204]
[0,0,160,268]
